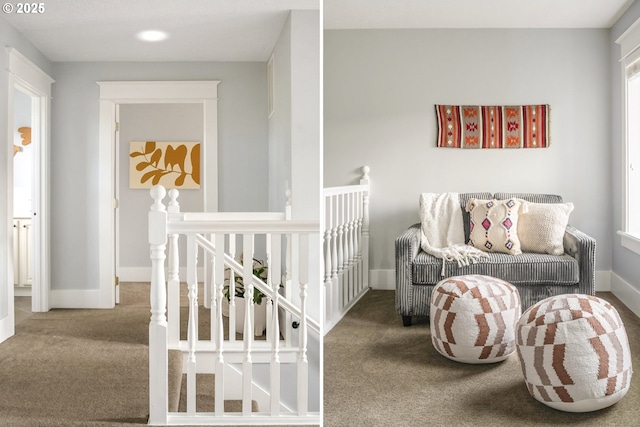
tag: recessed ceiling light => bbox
[137,30,169,42]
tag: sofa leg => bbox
[402,316,412,327]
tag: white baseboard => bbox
[369,269,395,290]
[611,272,640,318]
[14,286,32,297]
[50,289,103,309]
[371,269,614,292]
[596,270,611,292]
[118,267,205,282]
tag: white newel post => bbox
[149,185,168,425]
[360,166,370,288]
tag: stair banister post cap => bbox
[150,185,167,212]
[167,188,180,213]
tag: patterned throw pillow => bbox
[466,198,524,255]
[517,202,573,255]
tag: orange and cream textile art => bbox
[129,141,201,189]
[430,275,521,364]
[435,104,550,149]
[516,294,632,412]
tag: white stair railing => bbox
[148,185,320,426]
[323,166,370,333]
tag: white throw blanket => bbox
[419,192,488,275]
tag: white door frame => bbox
[97,81,219,308]
[8,48,53,313]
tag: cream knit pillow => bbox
[518,202,573,255]
[466,198,524,255]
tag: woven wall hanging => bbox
[435,104,550,149]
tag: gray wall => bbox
[50,62,268,291]
[611,2,640,291]
[118,103,204,271]
[324,29,612,281]
[269,12,293,214]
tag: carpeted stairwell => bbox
[0,283,256,426]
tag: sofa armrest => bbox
[563,225,596,296]
[395,223,422,316]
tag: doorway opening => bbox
[0,48,54,345]
[97,81,220,308]
[12,87,34,324]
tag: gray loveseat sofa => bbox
[395,193,596,326]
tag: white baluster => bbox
[297,233,309,416]
[214,233,225,415]
[210,233,216,343]
[167,186,180,347]
[361,166,371,288]
[355,191,363,294]
[270,233,282,415]
[330,195,339,319]
[186,234,198,416]
[242,234,254,415]
[229,234,236,343]
[266,232,273,343]
[336,195,344,310]
[342,193,349,275]
[347,192,355,301]
[323,196,333,326]
[148,185,168,425]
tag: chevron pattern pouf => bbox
[516,294,632,412]
[430,275,521,364]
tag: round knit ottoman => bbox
[430,275,521,364]
[516,294,632,412]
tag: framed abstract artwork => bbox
[129,141,201,189]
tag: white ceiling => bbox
[324,0,635,30]
[1,0,319,62]
[2,0,635,63]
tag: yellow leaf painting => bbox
[129,141,201,189]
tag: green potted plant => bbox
[222,258,269,336]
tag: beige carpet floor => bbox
[0,283,316,427]
[324,290,640,427]
[0,283,183,426]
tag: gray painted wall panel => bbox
[50,62,268,290]
[324,29,612,273]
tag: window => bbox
[618,20,640,255]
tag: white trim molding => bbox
[611,272,640,319]
[7,47,54,314]
[618,230,640,256]
[50,289,102,309]
[97,81,220,309]
[369,269,395,290]
[617,16,640,61]
[119,267,205,283]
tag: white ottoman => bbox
[516,294,633,412]
[430,275,521,364]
